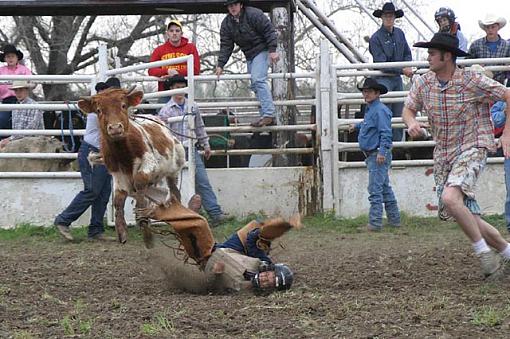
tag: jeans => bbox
[194,148,223,219]
[247,51,275,118]
[365,152,400,228]
[54,142,112,237]
[505,158,510,232]
[376,75,404,141]
[0,96,16,140]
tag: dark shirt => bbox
[369,26,412,75]
[218,6,278,68]
[355,98,393,156]
[214,228,272,263]
[468,36,510,84]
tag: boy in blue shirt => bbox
[350,78,401,231]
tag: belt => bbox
[362,149,378,158]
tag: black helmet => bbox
[274,264,293,291]
[251,263,294,291]
[434,7,455,23]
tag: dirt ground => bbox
[1,221,510,338]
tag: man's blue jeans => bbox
[365,152,400,229]
[247,51,275,118]
[54,142,112,237]
[504,158,510,233]
[194,149,223,219]
[376,75,404,141]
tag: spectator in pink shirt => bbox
[0,44,32,138]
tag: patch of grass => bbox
[59,299,94,336]
[140,312,176,336]
[13,331,35,339]
[471,305,510,327]
[0,223,120,242]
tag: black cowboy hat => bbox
[163,75,187,90]
[0,44,24,62]
[373,2,404,19]
[357,78,388,94]
[224,0,248,6]
[413,32,469,57]
[95,77,121,92]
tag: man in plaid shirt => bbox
[468,14,510,84]
[403,33,510,279]
[0,80,43,149]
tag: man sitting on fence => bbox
[0,80,43,149]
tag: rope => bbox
[61,102,78,152]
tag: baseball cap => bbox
[167,19,183,30]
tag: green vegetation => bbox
[141,312,176,336]
[471,305,510,327]
[0,214,507,242]
[59,299,94,336]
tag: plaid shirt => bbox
[157,97,209,149]
[467,36,510,84]
[405,68,507,165]
[10,97,44,140]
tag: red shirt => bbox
[148,37,200,91]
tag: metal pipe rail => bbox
[334,57,510,71]
[337,140,435,152]
[0,74,94,82]
[336,66,510,77]
[105,56,191,76]
[121,72,316,83]
[0,153,77,159]
[137,99,316,110]
[337,117,428,130]
[337,157,505,169]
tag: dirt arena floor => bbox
[1,216,510,338]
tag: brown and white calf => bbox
[78,87,185,244]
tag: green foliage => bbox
[471,305,510,327]
[140,312,176,336]
[59,299,94,335]
[13,331,35,339]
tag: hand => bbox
[228,139,235,148]
[167,69,179,76]
[500,130,510,158]
[204,147,212,160]
[376,154,385,164]
[0,138,10,149]
[215,67,223,78]
[403,67,414,78]
[269,52,279,64]
[348,124,356,133]
[406,119,424,139]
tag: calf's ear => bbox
[126,90,144,108]
[77,97,95,115]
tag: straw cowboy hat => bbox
[468,64,494,79]
[373,2,404,19]
[0,44,24,62]
[357,77,388,94]
[414,32,469,57]
[478,13,506,30]
[8,80,35,90]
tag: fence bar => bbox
[0,153,77,159]
[337,140,435,151]
[208,148,313,155]
[106,56,191,76]
[334,57,510,70]
[0,129,85,136]
[0,75,94,81]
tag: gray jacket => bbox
[217,6,277,68]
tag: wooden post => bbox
[271,4,297,167]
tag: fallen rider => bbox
[140,197,301,293]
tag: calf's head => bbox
[78,88,143,140]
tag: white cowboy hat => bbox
[8,80,35,90]
[478,13,507,30]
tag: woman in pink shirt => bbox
[0,44,32,136]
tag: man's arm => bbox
[192,45,200,75]
[193,106,210,151]
[377,109,392,159]
[402,106,422,139]
[217,20,234,69]
[499,89,510,158]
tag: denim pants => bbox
[54,142,112,237]
[247,51,275,118]
[365,152,400,228]
[376,75,404,141]
[504,158,510,232]
[194,148,223,219]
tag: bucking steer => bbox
[77,87,186,245]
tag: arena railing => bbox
[317,39,510,212]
